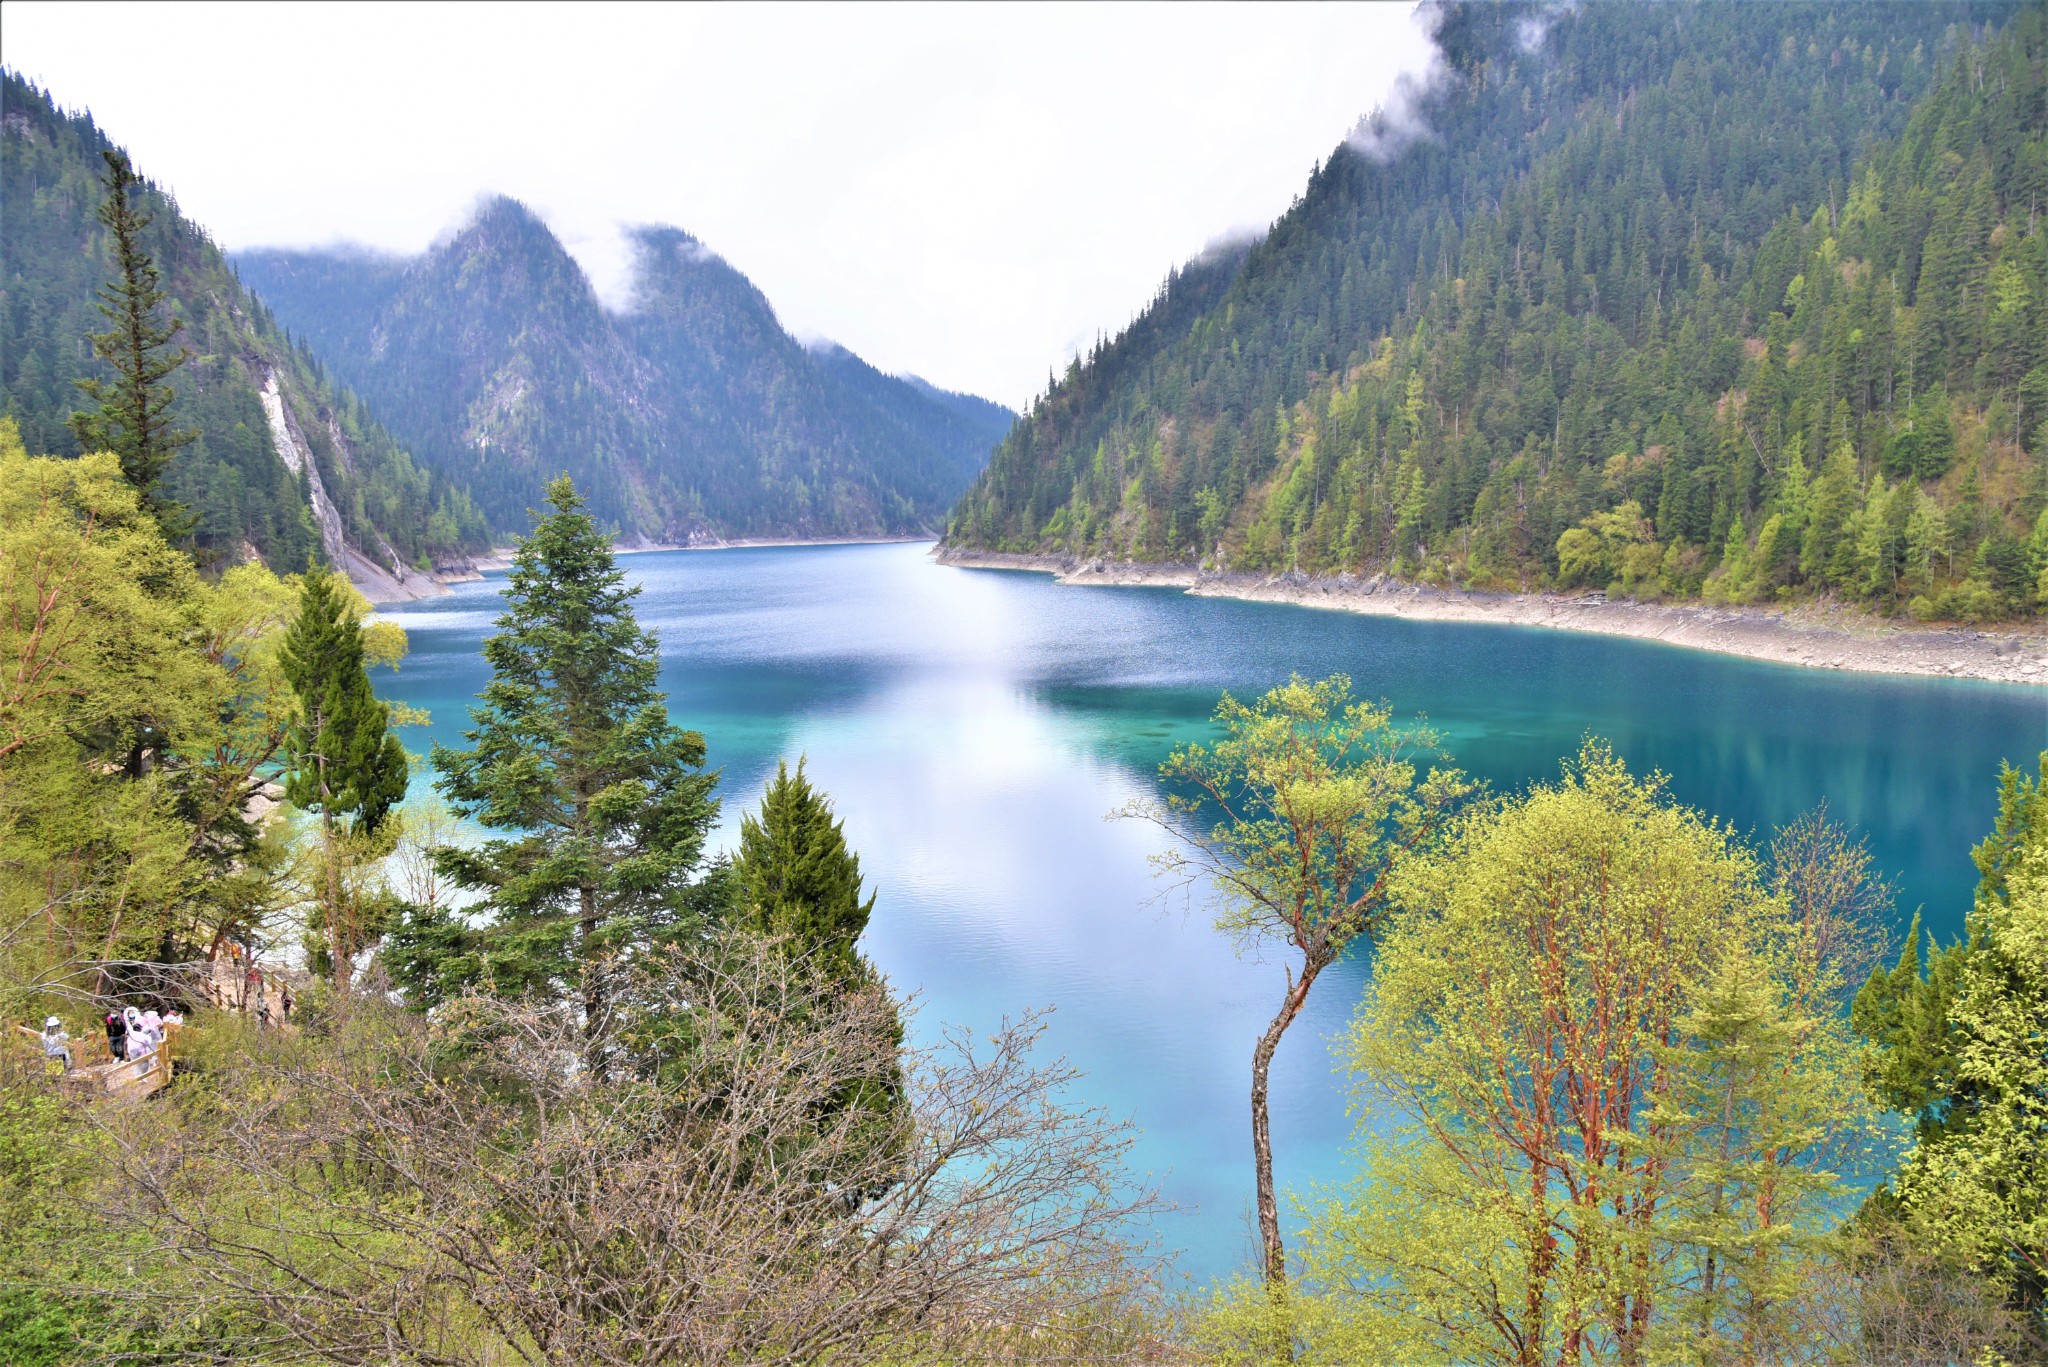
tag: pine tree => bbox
[280,568,408,991]
[430,476,720,1063]
[733,757,876,981]
[67,150,195,529]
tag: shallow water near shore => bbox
[373,539,2045,1285]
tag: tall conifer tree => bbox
[280,568,408,991]
[732,756,905,1199]
[68,150,195,528]
[431,476,720,1063]
[733,757,877,981]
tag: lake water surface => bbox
[373,540,2045,1284]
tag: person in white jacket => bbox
[123,1006,152,1060]
[40,1016,71,1071]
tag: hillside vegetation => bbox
[948,2,2048,623]
[0,73,488,578]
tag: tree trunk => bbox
[1251,949,1327,1288]
[580,881,603,1071]
[323,805,351,996]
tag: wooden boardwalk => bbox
[15,1023,175,1099]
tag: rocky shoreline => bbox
[932,547,2048,688]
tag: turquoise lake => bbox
[372,539,2045,1285]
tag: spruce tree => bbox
[280,568,409,991]
[430,476,720,1063]
[732,756,905,1199]
[733,757,877,981]
[67,150,195,528]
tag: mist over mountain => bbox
[948,0,2048,623]
[237,206,1015,543]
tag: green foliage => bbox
[1211,742,1887,1363]
[734,757,877,982]
[279,568,410,989]
[65,150,196,529]
[730,758,906,1196]
[235,209,1015,541]
[950,3,2046,623]
[280,569,407,839]
[0,1054,225,1366]
[426,477,722,1051]
[1133,674,1469,1287]
[1857,753,2048,1339]
[1,73,488,570]
[1,420,298,1007]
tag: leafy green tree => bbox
[1857,753,2048,1342]
[430,475,720,1064]
[733,757,877,982]
[66,151,194,528]
[1649,952,1867,1363]
[1205,744,1882,1365]
[1,420,304,1012]
[1124,674,1469,1293]
[279,568,409,992]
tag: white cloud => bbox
[1193,225,1268,266]
[1517,0,1578,54]
[1346,5,1450,165]
[1,1,1436,408]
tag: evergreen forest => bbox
[948,1,2048,623]
[0,73,491,575]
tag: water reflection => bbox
[374,540,2044,1282]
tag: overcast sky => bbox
[3,2,1435,408]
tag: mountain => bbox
[236,208,1015,543]
[945,1,2047,623]
[0,72,488,597]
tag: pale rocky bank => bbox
[933,548,2048,688]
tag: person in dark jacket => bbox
[105,1009,126,1060]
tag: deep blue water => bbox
[372,540,2045,1285]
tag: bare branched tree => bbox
[1768,802,1893,1000]
[1804,1232,2029,1366]
[100,936,1173,1365]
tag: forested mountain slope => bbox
[947,1,2048,623]
[0,73,488,591]
[237,209,1016,543]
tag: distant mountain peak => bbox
[630,223,716,260]
[467,192,549,232]
[235,205,1016,543]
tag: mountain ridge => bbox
[1,70,489,598]
[236,202,1016,544]
[944,0,2046,624]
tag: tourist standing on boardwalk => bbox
[123,1007,151,1059]
[40,1017,71,1071]
[105,1010,125,1060]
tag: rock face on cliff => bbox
[237,204,1015,543]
